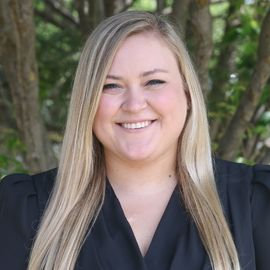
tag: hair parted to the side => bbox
[27,11,240,270]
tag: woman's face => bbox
[93,32,188,164]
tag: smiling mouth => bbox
[117,120,155,130]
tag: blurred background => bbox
[0,0,270,178]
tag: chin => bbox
[127,151,171,164]
[121,150,155,162]
[124,153,152,161]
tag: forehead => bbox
[108,32,179,74]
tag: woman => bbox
[0,11,269,270]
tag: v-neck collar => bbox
[103,178,191,267]
[106,178,180,258]
[77,177,211,270]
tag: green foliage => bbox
[0,129,27,179]
[35,13,81,130]
[130,0,157,11]
[165,0,173,6]
[210,1,229,43]
[260,85,270,105]
[1,0,269,174]
[208,0,270,162]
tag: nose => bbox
[121,87,147,113]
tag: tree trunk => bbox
[217,9,270,160]
[76,0,105,39]
[188,0,213,95]
[208,0,239,140]
[171,0,191,38]
[35,0,79,31]
[259,145,270,164]
[104,0,127,16]
[156,0,165,14]
[0,0,57,173]
[0,74,15,129]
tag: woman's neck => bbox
[105,153,177,195]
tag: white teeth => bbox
[121,120,152,129]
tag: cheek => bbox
[95,96,118,120]
[156,87,188,138]
[93,95,119,134]
[154,86,188,117]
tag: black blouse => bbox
[0,159,270,270]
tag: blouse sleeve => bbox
[0,174,40,270]
[252,164,270,269]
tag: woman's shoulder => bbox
[213,158,270,230]
[0,169,57,268]
[0,168,57,217]
[0,168,57,196]
[213,158,253,180]
[213,158,270,268]
[213,157,270,187]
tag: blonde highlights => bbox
[27,11,240,270]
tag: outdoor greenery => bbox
[0,0,270,178]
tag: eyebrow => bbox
[106,68,168,80]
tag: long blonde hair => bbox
[28,11,240,270]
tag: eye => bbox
[102,83,124,95]
[146,79,166,87]
[103,83,120,90]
